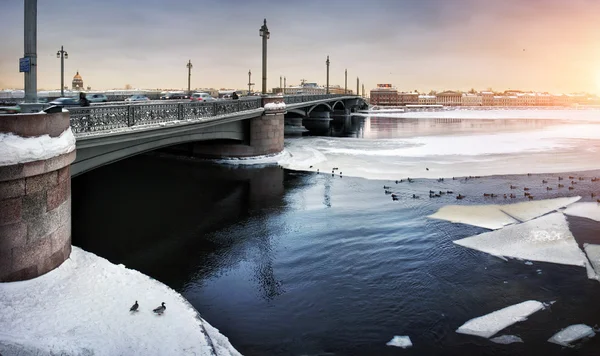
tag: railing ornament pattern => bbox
[67,95,358,134]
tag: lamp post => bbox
[344,68,347,95]
[362,84,365,98]
[284,76,286,93]
[357,77,359,98]
[56,45,68,97]
[24,0,37,103]
[326,56,330,94]
[186,60,193,95]
[279,75,282,93]
[248,69,254,94]
[259,19,270,94]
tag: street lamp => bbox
[259,19,270,94]
[345,68,347,95]
[186,60,193,95]
[248,69,255,94]
[56,45,68,97]
[326,56,330,94]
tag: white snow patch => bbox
[584,244,600,280]
[214,151,288,166]
[264,102,286,110]
[453,213,588,267]
[386,335,413,348]
[0,128,75,166]
[548,324,595,347]
[428,205,519,230]
[0,246,241,356]
[456,300,545,338]
[490,335,524,344]
[499,196,581,222]
[564,202,600,222]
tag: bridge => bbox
[67,94,366,176]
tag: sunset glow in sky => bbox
[1,0,600,93]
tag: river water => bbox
[72,111,600,355]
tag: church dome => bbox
[72,71,83,90]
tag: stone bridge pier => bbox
[190,96,285,158]
[0,111,75,282]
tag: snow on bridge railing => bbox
[67,98,263,134]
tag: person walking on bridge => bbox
[232,91,239,100]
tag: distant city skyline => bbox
[2,0,600,94]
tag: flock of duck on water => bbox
[303,165,600,203]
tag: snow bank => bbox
[264,102,286,110]
[453,213,588,267]
[564,202,600,222]
[456,300,545,338]
[548,324,595,347]
[386,336,412,348]
[0,246,241,356]
[428,205,519,230]
[490,335,524,344]
[0,128,75,166]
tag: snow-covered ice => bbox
[264,102,286,110]
[499,197,581,222]
[453,213,589,268]
[0,246,241,356]
[428,205,519,230]
[386,335,413,348]
[456,300,545,338]
[584,244,600,278]
[490,335,524,344]
[0,128,75,165]
[355,108,600,121]
[214,151,288,166]
[564,202,600,222]
[548,324,595,347]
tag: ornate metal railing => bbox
[69,98,262,134]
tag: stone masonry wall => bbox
[0,111,75,282]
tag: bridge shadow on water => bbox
[71,153,293,299]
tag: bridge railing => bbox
[283,94,350,104]
[68,98,262,134]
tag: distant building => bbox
[72,71,83,90]
[328,85,353,95]
[370,84,399,106]
[436,91,462,106]
[399,92,419,105]
[461,93,482,106]
[481,92,494,106]
[418,95,436,105]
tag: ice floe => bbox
[386,335,413,348]
[454,213,588,267]
[427,205,519,230]
[490,335,524,344]
[456,300,545,338]
[548,324,595,347]
[584,244,600,279]
[499,196,581,222]
[564,202,600,222]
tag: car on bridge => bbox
[160,92,188,100]
[190,93,215,102]
[125,95,150,102]
[86,93,108,103]
[49,97,80,106]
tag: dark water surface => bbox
[72,118,600,356]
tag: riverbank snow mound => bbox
[428,205,519,230]
[0,246,241,356]
[264,102,286,110]
[564,202,600,222]
[499,196,581,222]
[386,336,413,348]
[0,127,75,165]
[548,324,595,347]
[453,212,588,267]
[456,300,545,338]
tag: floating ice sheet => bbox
[499,197,581,222]
[386,335,412,348]
[548,324,595,347]
[564,202,600,222]
[456,300,545,339]
[490,335,524,344]
[584,244,600,280]
[428,205,519,230]
[454,213,588,267]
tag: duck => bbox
[569,176,575,179]
[429,190,435,194]
[153,302,166,315]
[542,180,548,184]
[446,190,454,194]
[309,165,313,168]
[130,301,139,312]
[385,190,393,195]
[571,181,577,185]
[483,193,491,197]
[597,199,600,203]
[383,185,391,189]
[412,194,419,199]
[558,184,564,188]
[490,194,498,198]
[456,194,465,200]
[524,192,530,196]
[510,185,517,189]
[592,177,598,182]
[503,194,507,199]
[558,176,564,181]
[391,194,398,198]
[332,167,339,171]
[578,177,585,181]
[523,187,530,191]
[438,191,446,195]
[395,180,399,184]
[528,195,535,200]
[437,178,444,182]
[527,173,532,176]
[568,186,575,190]
[510,193,516,198]
[426,168,429,171]
[392,196,399,201]
[592,193,597,198]
[546,187,552,190]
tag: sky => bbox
[1,0,600,93]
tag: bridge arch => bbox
[307,103,333,116]
[331,101,346,110]
[286,108,306,117]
